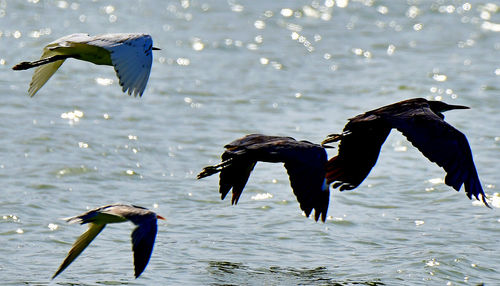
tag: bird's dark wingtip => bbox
[481,194,491,209]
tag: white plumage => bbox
[13,33,159,97]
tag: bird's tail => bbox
[197,158,234,179]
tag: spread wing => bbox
[282,145,329,222]
[52,223,106,279]
[95,34,154,97]
[27,48,65,97]
[326,115,392,191]
[131,218,158,278]
[387,107,489,205]
[224,135,330,221]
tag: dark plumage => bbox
[322,98,489,207]
[198,134,330,222]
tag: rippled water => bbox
[1,0,499,285]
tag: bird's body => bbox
[322,98,489,207]
[13,33,159,97]
[52,204,165,279]
[198,134,330,222]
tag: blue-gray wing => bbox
[131,218,158,278]
[387,107,488,205]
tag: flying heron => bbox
[321,97,489,207]
[197,134,331,222]
[13,33,160,97]
[52,204,165,279]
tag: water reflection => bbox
[207,261,384,286]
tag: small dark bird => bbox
[321,98,489,207]
[12,33,160,97]
[198,134,331,222]
[52,204,165,279]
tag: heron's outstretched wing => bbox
[387,107,489,205]
[325,115,392,191]
[96,34,154,97]
[52,223,106,279]
[130,219,158,278]
[27,48,65,97]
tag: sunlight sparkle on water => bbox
[426,259,440,267]
[251,193,273,200]
[280,8,294,17]
[61,110,84,123]
[78,142,89,148]
[48,223,58,231]
[95,77,113,86]
[192,40,204,51]
[433,74,447,82]
[428,178,444,185]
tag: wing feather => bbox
[387,107,488,204]
[131,219,158,278]
[28,49,65,97]
[217,135,330,221]
[96,34,153,97]
[52,223,106,279]
[326,116,392,191]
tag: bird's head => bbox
[428,100,469,113]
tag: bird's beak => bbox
[152,47,161,50]
[447,104,469,111]
[321,134,340,148]
[157,215,166,220]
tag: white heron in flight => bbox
[52,204,165,279]
[13,33,160,97]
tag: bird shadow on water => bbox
[206,261,384,286]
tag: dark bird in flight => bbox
[197,134,331,222]
[52,204,165,279]
[321,98,489,207]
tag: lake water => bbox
[1,0,499,285]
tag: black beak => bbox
[152,47,161,50]
[446,104,469,111]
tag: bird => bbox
[52,204,165,279]
[197,134,331,222]
[321,97,489,207]
[12,33,160,97]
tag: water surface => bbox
[0,0,499,285]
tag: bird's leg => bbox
[12,54,72,70]
[197,158,233,179]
